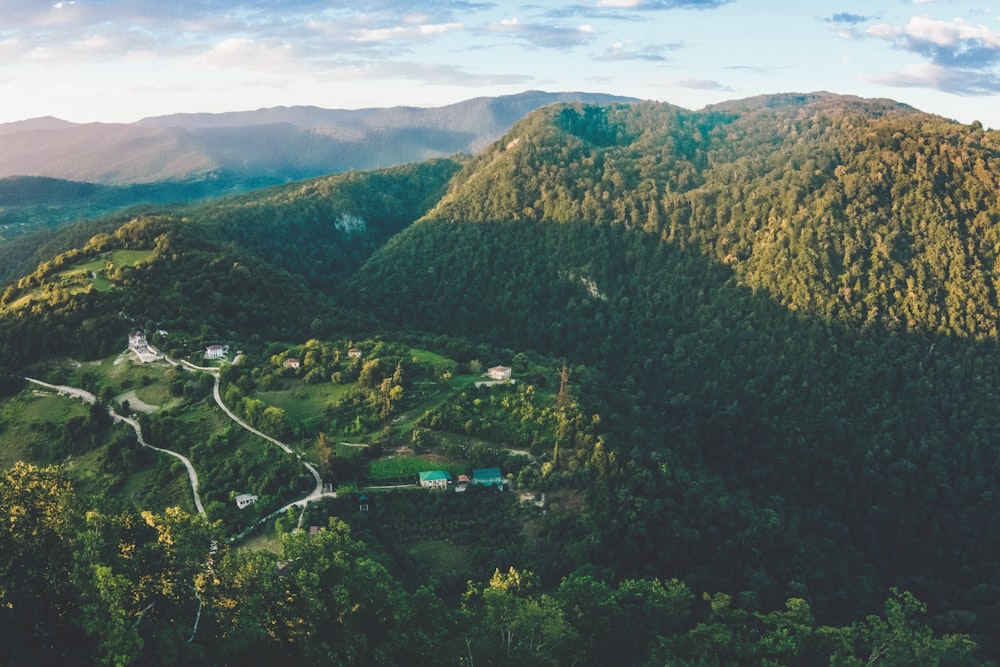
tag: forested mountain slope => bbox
[0,159,460,292]
[348,94,1000,649]
[0,160,459,366]
[422,92,1000,338]
[0,91,630,261]
[183,158,462,290]
[3,92,1000,662]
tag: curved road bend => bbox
[25,377,206,517]
[210,374,323,489]
[25,367,333,538]
[209,374,335,540]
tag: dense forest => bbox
[349,94,1000,656]
[3,93,1000,663]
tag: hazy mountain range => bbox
[0,91,637,185]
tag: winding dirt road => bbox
[25,377,206,516]
[209,373,334,540]
[26,358,335,539]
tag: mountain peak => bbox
[0,115,77,136]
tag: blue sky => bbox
[1,0,998,126]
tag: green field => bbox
[0,386,192,511]
[0,390,88,468]
[406,539,472,580]
[407,348,458,375]
[7,249,158,309]
[258,381,352,425]
[54,355,199,415]
[73,249,154,273]
[367,456,466,481]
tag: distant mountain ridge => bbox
[0,91,638,185]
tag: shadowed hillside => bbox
[346,93,1000,649]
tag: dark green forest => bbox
[3,93,1000,664]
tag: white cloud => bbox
[864,14,1000,92]
[659,76,733,91]
[865,61,1000,95]
[905,15,1000,47]
[866,23,901,40]
[867,16,1000,48]
[192,38,301,73]
[598,38,679,61]
[353,22,463,43]
[486,16,598,49]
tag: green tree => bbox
[316,432,334,482]
[0,463,91,662]
[847,589,979,666]
[464,567,576,666]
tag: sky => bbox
[1,0,999,127]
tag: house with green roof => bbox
[418,470,452,489]
[472,467,504,489]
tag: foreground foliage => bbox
[0,464,982,665]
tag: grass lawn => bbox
[59,354,180,395]
[335,443,369,458]
[258,380,353,425]
[10,249,158,306]
[241,529,284,556]
[388,372,480,437]
[0,390,88,468]
[406,539,472,580]
[108,463,194,514]
[367,456,466,481]
[408,348,458,376]
[73,249,154,273]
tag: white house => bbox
[205,344,230,360]
[128,331,148,353]
[488,365,512,381]
[235,493,258,509]
[418,470,452,489]
[348,347,363,359]
[283,357,301,369]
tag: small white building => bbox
[128,331,148,353]
[235,493,258,509]
[488,365,512,381]
[283,357,301,369]
[205,344,230,360]
[348,347,363,359]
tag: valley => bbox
[2,92,999,664]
